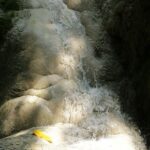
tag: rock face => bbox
[98,0,150,146]
[0,0,148,149]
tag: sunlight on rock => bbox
[70,134,135,150]
[66,37,87,55]
[65,0,82,10]
[0,124,139,150]
[32,74,63,89]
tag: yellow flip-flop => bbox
[32,130,52,143]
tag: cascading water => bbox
[0,0,147,149]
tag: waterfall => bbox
[0,0,146,149]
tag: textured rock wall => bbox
[97,0,150,146]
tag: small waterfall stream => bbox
[0,0,147,149]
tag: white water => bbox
[0,0,146,149]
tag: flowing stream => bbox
[0,0,147,149]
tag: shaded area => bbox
[97,0,150,146]
[0,2,32,103]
